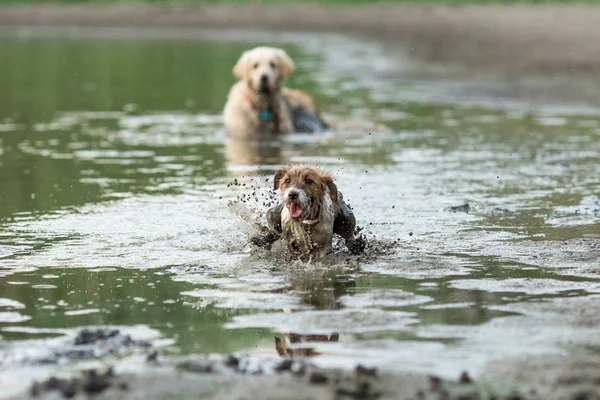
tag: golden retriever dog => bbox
[223,47,328,138]
[224,136,284,174]
[251,164,365,258]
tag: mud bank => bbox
[7,346,600,400]
[3,340,522,400]
[1,3,600,74]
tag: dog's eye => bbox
[305,178,313,184]
[284,178,291,184]
[253,62,259,69]
[269,62,276,69]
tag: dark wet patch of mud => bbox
[12,351,529,400]
[445,203,510,215]
[0,327,156,368]
[29,368,121,399]
[484,354,600,400]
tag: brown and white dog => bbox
[223,47,328,138]
[252,164,364,258]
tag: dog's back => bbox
[283,88,329,133]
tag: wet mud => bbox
[12,351,529,400]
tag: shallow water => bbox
[0,28,599,396]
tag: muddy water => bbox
[0,28,599,397]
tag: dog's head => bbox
[233,47,295,95]
[273,164,338,221]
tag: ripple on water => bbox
[0,194,249,271]
[182,289,307,310]
[0,312,31,323]
[226,309,418,335]
[449,278,600,295]
[339,290,433,308]
[0,299,26,309]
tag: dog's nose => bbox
[288,191,299,200]
[260,74,269,83]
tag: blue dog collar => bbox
[260,110,272,121]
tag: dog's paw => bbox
[250,231,280,248]
[347,234,366,255]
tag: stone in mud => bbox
[429,375,444,392]
[30,367,115,398]
[224,354,240,368]
[308,371,329,384]
[446,203,474,213]
[74,328,119,345]
[82,370,111,393]
[146,350,158,363]
[459,371,473,384]
[176,359,214,373]
[274,359,294,373]
[67,347,96,359]
[355,365,377,378]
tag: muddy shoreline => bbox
[5,328,600,400]
[1,3,600,74]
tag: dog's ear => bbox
[233,51,250,81]
[323,176,338,205]
[276,49,295,79]
[273,167,288,191]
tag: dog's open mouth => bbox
[288,203,303,219]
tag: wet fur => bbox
[252,164,364,259]
[275,165,339,258]
[223,47,328,138]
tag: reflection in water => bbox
[275,275,355,358]
[225,136,285,174]
[0,267,268,354]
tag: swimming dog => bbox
[223,47,328,137]
[252,164,364,258]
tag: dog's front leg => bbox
[333,200,366,254]
[249,203,283,249]
[266,203,283,233]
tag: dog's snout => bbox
[288,190,299,200]
[260,74,269,83]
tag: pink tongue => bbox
[289,203,303,219]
